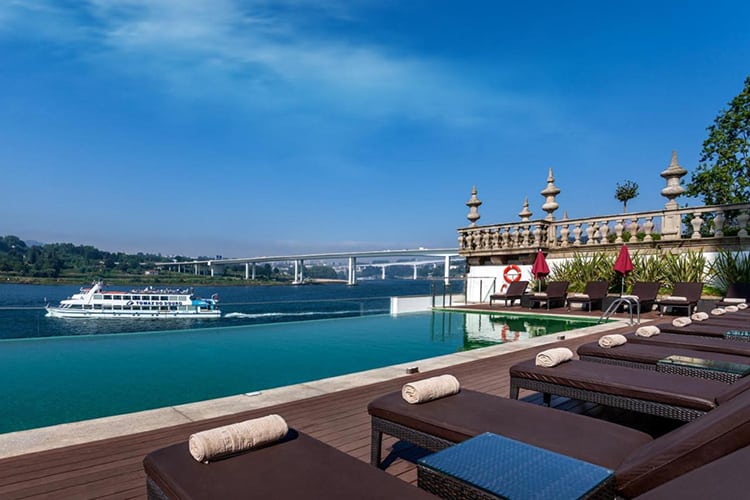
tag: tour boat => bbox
[45,282,221,319]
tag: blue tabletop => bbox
[419,432,613,499]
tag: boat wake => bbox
[223,309,387,319]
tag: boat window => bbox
[94,294,102,300]
[103,295,112,300]
[113,295,122,300]
[169,296,179,301]
[131,295,140,300]
[124,295,132,301]
[159,296,168,301]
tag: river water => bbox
[0,279,460,339]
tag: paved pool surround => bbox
[0,318,627,459]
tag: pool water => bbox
[0,311,599,433]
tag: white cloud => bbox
[0,1,546,128]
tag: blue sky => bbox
[1,1,748,258]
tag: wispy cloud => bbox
[0,0,535,126]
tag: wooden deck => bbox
[0,309,668,499]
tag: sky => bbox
[1,1,748,258]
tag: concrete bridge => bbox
[153,248,461,285]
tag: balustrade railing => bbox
[458,203,750,254]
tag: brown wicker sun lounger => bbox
[576,341,750,382]
[528,280,569,310]
[625,332,750,357]
[368,386,750,498]
[566,280,609,311]
[509,357,750,421]
[655,282,703,316]
[627,282,661,312]
[143,428,435,499]
[489,280,529,307]
[653,319,750,340]
[716,282,750,307]
[634,445,750,499]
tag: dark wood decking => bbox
[0,310,666,499]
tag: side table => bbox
[417,432,614,499]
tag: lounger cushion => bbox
[368,389,652,470]
[634,445,750,499]
[577,342,750,366]
[143,429,434,499]
[616,389,750,497]
[509,359,727,411]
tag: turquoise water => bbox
[0,311,599,433]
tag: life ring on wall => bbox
[503,265,522,283]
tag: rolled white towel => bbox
[672,317,692,327]
[711,308,727,316]
[535,347,574,367]
[598,334,627,348]
[724,297,747,304]
[636,325,661,337]
[402,374,460,404]
[739,303,749,310]
[533,292,548,297]
[725,305,739,312]
[662,295,688,302]
[691,312,709,322]
[189,414,288,463]
[568,293,590,299]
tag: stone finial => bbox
[660,150,687,209]
[540,167,560,221]
[518,197,532,221]
[466,185,482,226]
[562,210,569,221]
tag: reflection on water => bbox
[429,312,600,350]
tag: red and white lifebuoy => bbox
[503,265,522,283]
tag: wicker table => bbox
[417,433,614,499]
[657,355,750,383]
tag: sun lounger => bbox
[566,280,609,311]
[528,280,569,310]
[716,282,750,307]
[576,341,750,382]
[655,282,703,316]
[143,428,434,500]
[509,356,750,421]
[368,384,750,498]
[625,332,750,357]
[653,319,750,340]
[634,445,750,499]
[627,281,661,312]
[489,280,529,307]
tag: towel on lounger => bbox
[691,312,709,321]
[711,308,727,316]
[535,347,574,367]
[739,303,749,310]
[189,414,288,463]
[568,293,590,299]
[402,374,460,404]
[672,317,692,327]
[725,305,739,312]
[724,298,747,304]
[636,325,660,337]
[598,334,627,348]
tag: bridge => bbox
[153,248,461,285]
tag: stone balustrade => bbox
[458,203,750,257]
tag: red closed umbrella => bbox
[532,250,550,292]
[613,245,634,295]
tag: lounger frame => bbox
[508,377,707,422]
[370,415,452,468]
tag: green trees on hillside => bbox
[686,75,750,205]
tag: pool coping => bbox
[0,315,628,459]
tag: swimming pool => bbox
[0,311,600,433]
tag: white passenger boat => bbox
[45,282,221,319]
